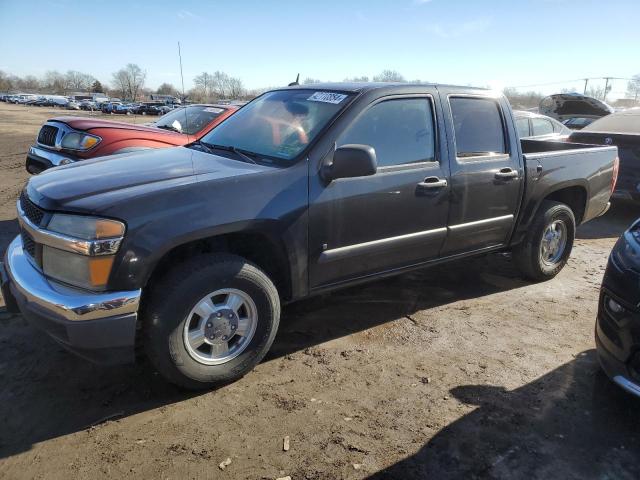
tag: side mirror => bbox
[322,144,377,182]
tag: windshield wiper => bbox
[201,142,258,164]
[188,140,215,154]
[156,124,181,133]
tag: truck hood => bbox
[26,146,270,213]
[51,116,184,137]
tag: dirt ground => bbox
[0,102,639,480]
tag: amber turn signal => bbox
[88,256,115,287]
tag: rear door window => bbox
[531,118,554,136]
[450,97,507,157]
[516,118,530,138]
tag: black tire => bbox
[142,253,280,389]
[514,200,576,281]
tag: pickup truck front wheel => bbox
[142,253,280,389]
[514,200,576,281]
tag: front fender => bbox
[105,163,310,298]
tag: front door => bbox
[309,93,450,288]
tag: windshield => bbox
[155,105,227,135]
[199,89,352,162]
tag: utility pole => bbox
[583,78,589,95]
[603,77,611,101]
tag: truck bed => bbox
[512,138,618,245]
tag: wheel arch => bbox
[142,227,293,303]
[512,181,587,246]
[540,184,587,225]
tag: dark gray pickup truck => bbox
[1,83,618,389]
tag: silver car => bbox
[514,110,572,140]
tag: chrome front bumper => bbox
[4,236,140,321]
[29,145,77,166]
[26,145,78,173]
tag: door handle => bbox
[495,168,519,180]
[417,177,448,189]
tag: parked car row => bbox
[0,93,184,115]
[1,93,69,107]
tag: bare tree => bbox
[586,84,611,101]
[156,83,178,96]
[626,74,640,101]
[111,69,129,100]
[227,77,245,98]
[0,70,12,92]
[344,76,369,82]
[503,87,545,110]
[245,87,271,98]
[212,71,232,98]
[373,70,406,82]
[193,71,245,100]
[65,70,95,92]
[43,71,67,94]
[18,75,41,92]
[111,64,146,101]
[126,64,146,102]
[193,72,215,101]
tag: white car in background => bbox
[514,110,572,140]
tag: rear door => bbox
[308,91,450,288]
[438,91,524,255]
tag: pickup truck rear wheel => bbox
[142,253,280,389]
[514,200,576,281]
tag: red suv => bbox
[26,104,239,173]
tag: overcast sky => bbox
[1,0,638,97]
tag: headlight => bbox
[47,214,125,240]
[42,214,125,290]
[60,132,101,150]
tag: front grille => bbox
[19,190,45,226]
[37,124,58,147]
[21,230,36,258]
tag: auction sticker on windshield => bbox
[307,92,348,104]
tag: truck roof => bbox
[282,82,490,93]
